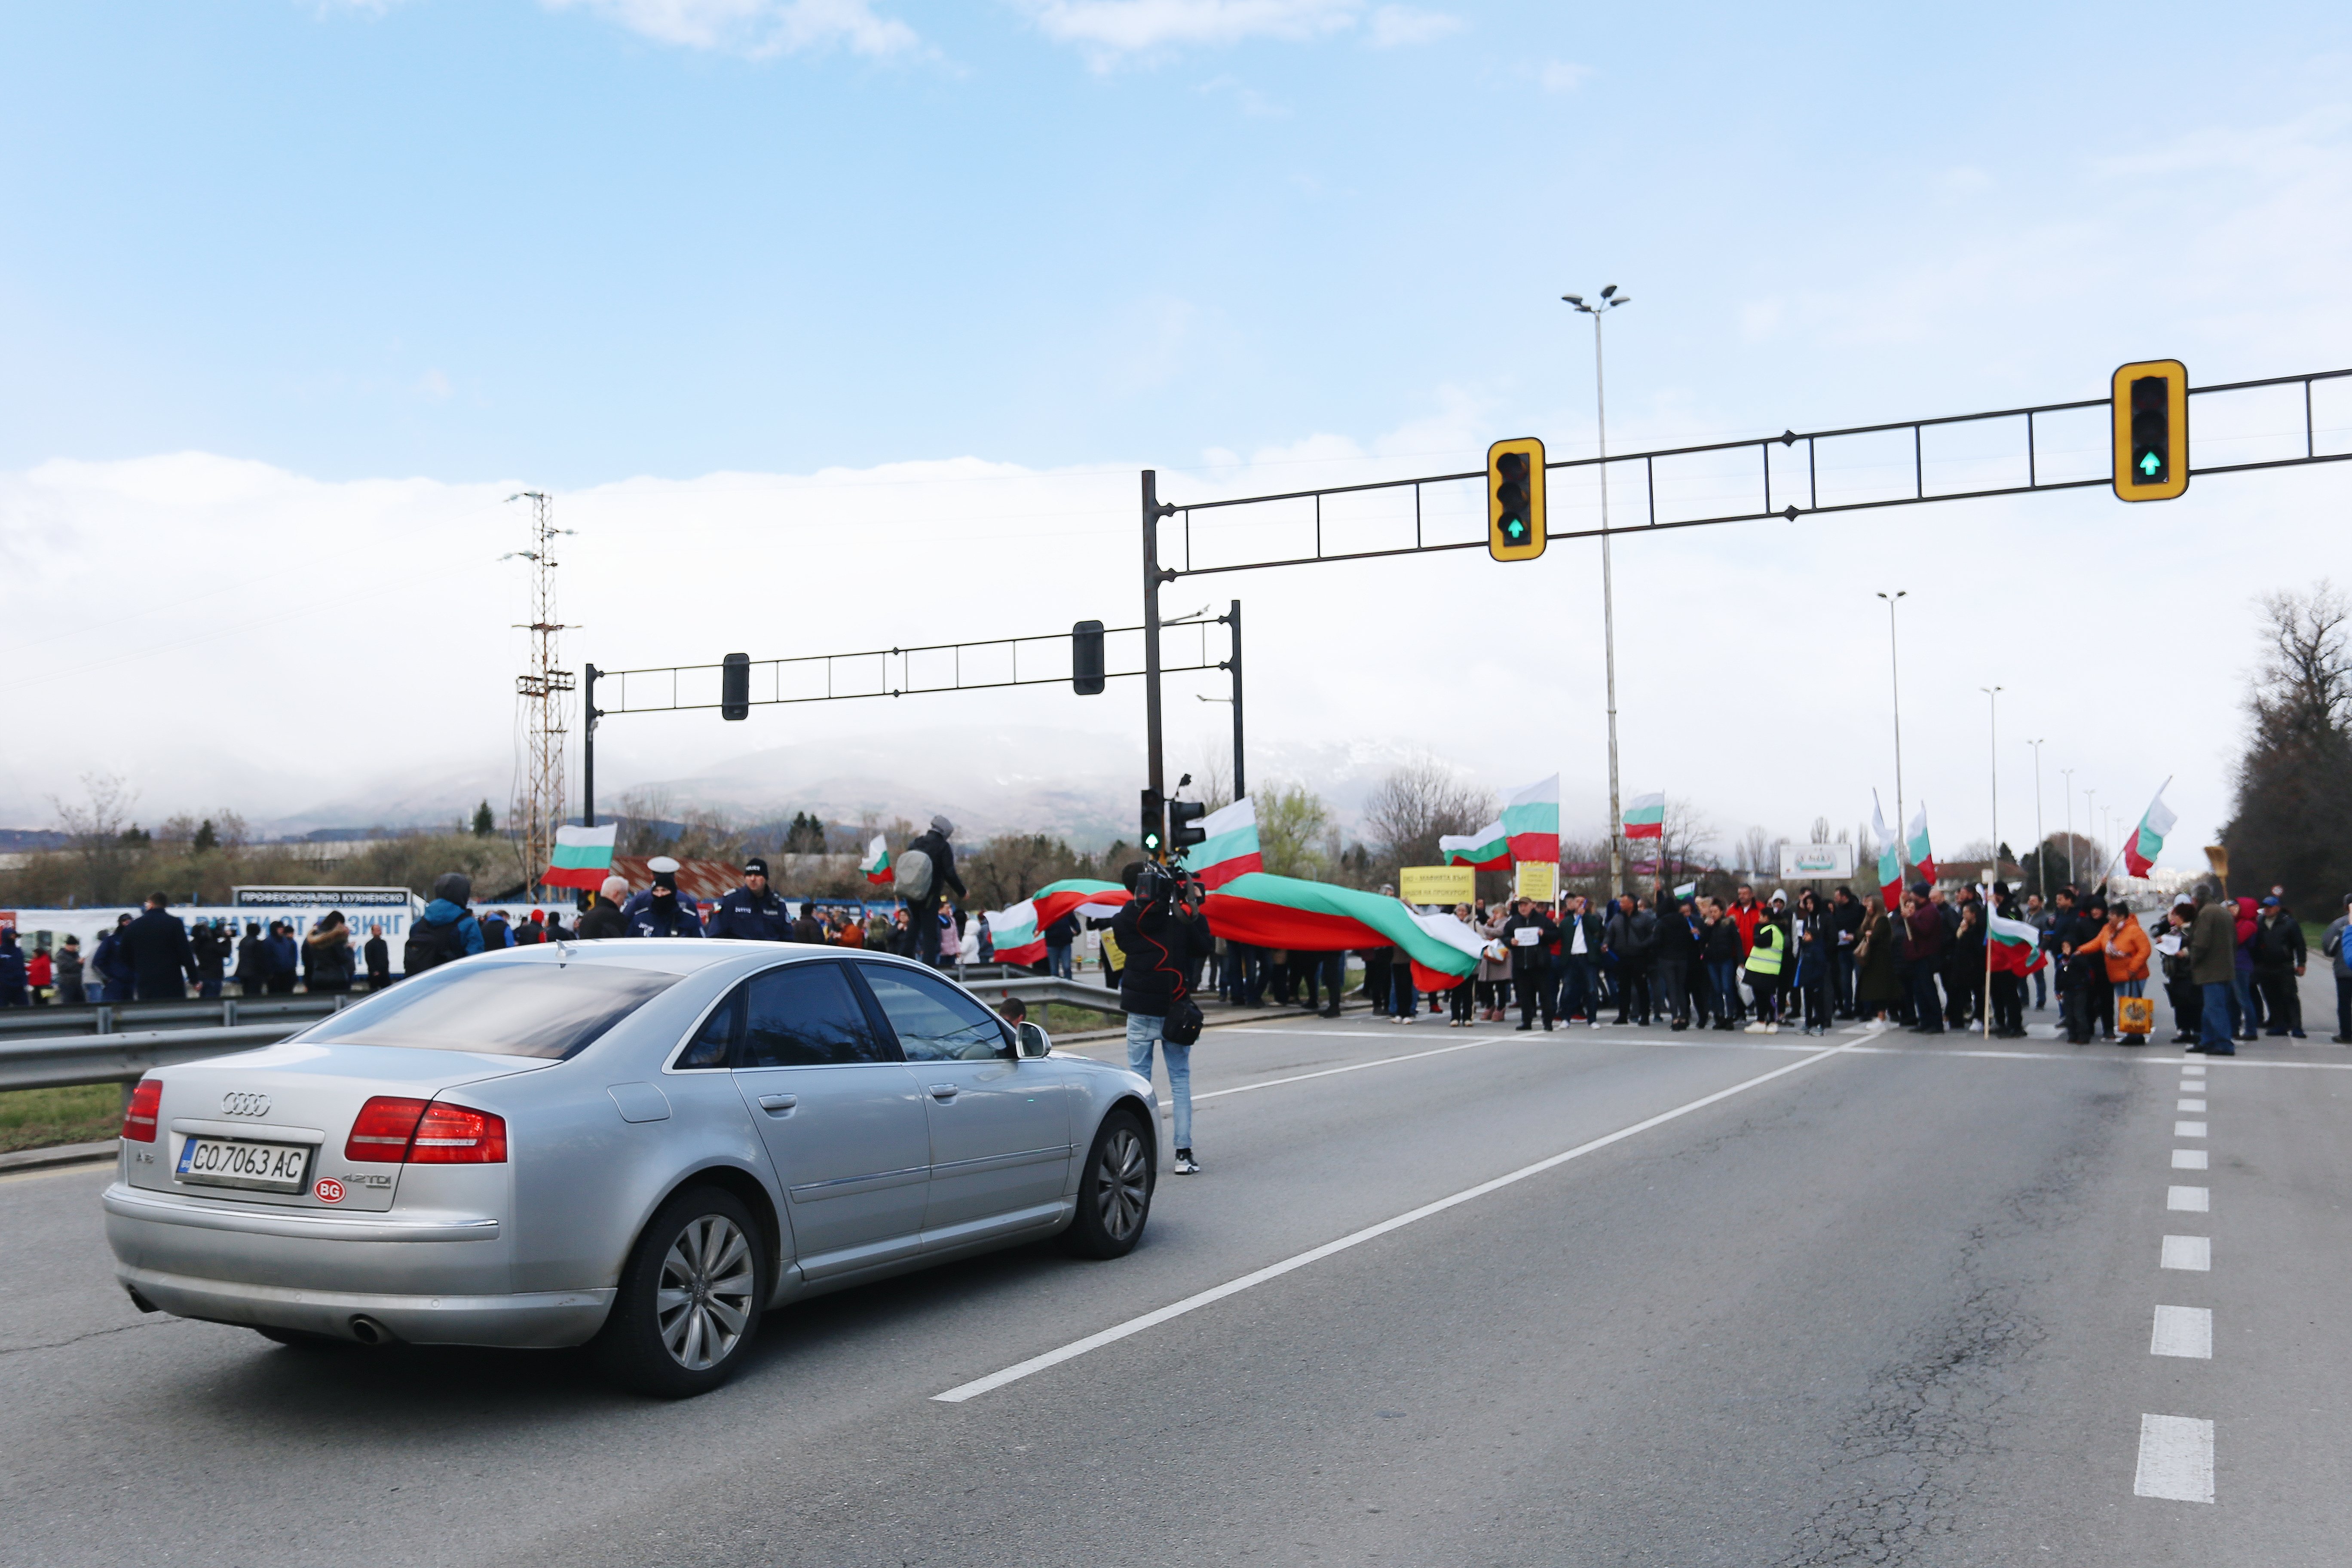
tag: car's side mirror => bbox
[1016,1021,1052,1058]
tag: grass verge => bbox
[0,1083,122,1154]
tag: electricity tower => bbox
[507,491,573,896]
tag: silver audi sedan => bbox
[104,941,1157,1396]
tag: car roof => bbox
[471,938,937,979]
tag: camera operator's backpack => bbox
[894,848,934,902]
[403,915,469,976]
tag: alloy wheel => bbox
[654,1213,755,1371]
[1095,1125,1149,1242]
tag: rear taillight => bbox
[121,1079,161,1142]
[343,1096,506,1164]
[345,1096,429,1161]
[408,1101,506,1164]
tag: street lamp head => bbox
[1600,285,1617,299]
[1608,295,1631,307]
[1562,294,1584,305]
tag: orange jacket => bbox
[2103,918,2151,982]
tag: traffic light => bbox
[1170,798,1208,850]
[1487,437,1547,562]
[721,652,750,720]
[1072,619,1106,695]
[2111,359,2189,502]
[1140,788,1165,858]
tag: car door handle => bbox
[757,1093,798,1113]
[928,1084,959,1101]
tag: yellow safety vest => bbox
[1745,922,1787,977]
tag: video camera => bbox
[1134,858,1206,912]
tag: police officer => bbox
[707,856,792,941]
[621,857,704,938]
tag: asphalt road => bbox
[3,981,2346,1567]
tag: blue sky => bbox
[2,1,2349,864]
[6,0,2344,484]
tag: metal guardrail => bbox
[0,995,340,1038]
[0,1024,306,1093]
[952,975,1127,1014]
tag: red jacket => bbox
[1728,901,1764,956]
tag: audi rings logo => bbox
[220,1092,272,1118]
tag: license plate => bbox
[176,1136,314,1193]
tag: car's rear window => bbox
[295,962,683,1059]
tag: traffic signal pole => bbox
[1224,599,1245,802]
[1142,469,1173,858]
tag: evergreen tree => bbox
[472,799,496,837]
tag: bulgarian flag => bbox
[1905,803,1936,886]
[1439,818,1510,872]
[1871,791,1902,912]
[541,823,618,890]
[1186,797,1265,889]
[1204,871,1482,992]
[859,834,892,885]
[2124,779,2176,877]
[1623,791,1665,841]
[1504,775,1561,863]
[988,879,1132,968]
[1988,906,2048,976]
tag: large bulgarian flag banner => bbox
[1187,797,1265,889]
[859,834,892,885]
[1503,775,1561,863]
[1439,818,1509,872]
[986,879,1129,967]
[1205,872,1483,991]
[1623,791,1665,841]
[542,823,618,890]
[1871,791,1902,912]
[2124,779,2176,877]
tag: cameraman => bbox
[1111,859,1216,1176]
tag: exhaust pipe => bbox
[347,1314,397,1346]
[123,1286,159,1314]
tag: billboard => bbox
[1778,843,1856,879]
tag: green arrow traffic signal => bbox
[2140,450,2161,475]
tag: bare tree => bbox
[2224,582,2352,908]
[50,773,140,906]
[1359,760,1494,879]
[1188,741,1236,815]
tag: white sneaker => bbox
[1173,1150,1202,1175]
[1744,1021,1768,1034]
[1764,1022,1779,1034]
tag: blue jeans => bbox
[2031,966,2047,1009]
[1557,956,1596,1021]
[1046,944,1073,979]
[2230,973,2256,1036]
[1706,960,1740,1023]
[2199,981,2236,1050]
[1126,1013,1192,1152]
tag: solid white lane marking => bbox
[2175,1120,2207,1137]
[2162,1235,2211,1271]
[2168,1185,2210,1212]
[2151,1305,2214,1359]
[2171,1148,2208,1170]
[2177,1097,2207,1112]
[2135,1414,2215,1502]
[934,1039,1868,1403]
[1155,1035,1523,1113]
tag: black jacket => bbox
[620,890,704,938]
[1651,907,1700,963]
[363,934,390,978]
[1500,910,1559,977]
[576,897,628,940]
[706,886,793,941]
[1604,906,1656,962]
[2251,913,2306,973]
[1044,911,1081,946]
[119,907,196,993]
[1699,915,1743,964]
[906,829,966,910]
[1109,893,1213,1015]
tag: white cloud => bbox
[1014,0,1456,55]
[541,0,918,57]
[1366,5,1460,46]
[1539,59,1592,92]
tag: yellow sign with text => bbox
[1399,865,1476,907]
[1513,861,1558,903]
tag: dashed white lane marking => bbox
[2168,1185,2211,1212]
[2181,1063,2206,1077]
[934,1038,1869,1403]
[2151,1305,2214,1358]
[2162,1235,2212,1271]
[2171,1148,2208,1170]
[2175,1120,2208,1137]
[2177,1097,2207,1112]
[2135,1415,2215,1502]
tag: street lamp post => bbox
[2025,738,2046,901]
[1564,285,1631,895]
[2061,768,2075,887]
[1981,687,2002,880]
[2084,789,2098,885]
[1877,591,1909,868]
